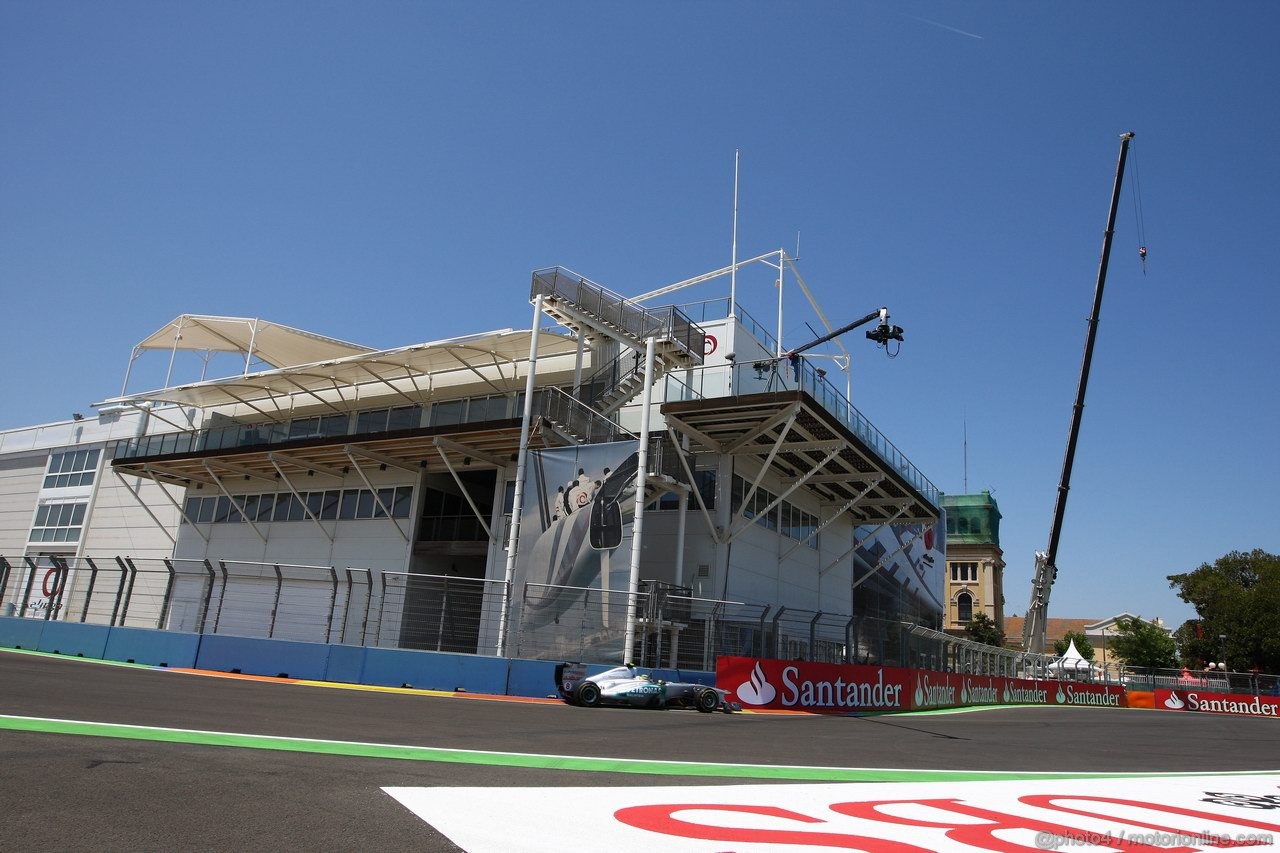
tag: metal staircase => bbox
[531,266,705,378]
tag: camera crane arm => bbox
[785,307,903,360]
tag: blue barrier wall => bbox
[507,659,560,699]
[195,635,332,681]
[361,648,509,694]
[38,622,110,659]
[324,643,366,684]
[0,616,45,651]
[0,617,714,699]
[104,626,201,668]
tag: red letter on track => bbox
[615,803,932,851]
[831,798,1195,852]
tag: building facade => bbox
[1,264,945,668]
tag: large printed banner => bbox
[717,657,1127,713]
[512,440,641,661]
[1156,688,1280,719]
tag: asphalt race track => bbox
[2,649,1278,851]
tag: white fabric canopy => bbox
[134,315,375,370]
[1050,639,1093,672]
[100,327,583,413]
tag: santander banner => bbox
[717,656,1126,714]
[1156,688,1280,718]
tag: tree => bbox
[1168,549,1280,673]
[1054,630,1095,660]
[1108,616,1177,669]
[964,612,1005,647]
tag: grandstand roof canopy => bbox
[134,314,376,369]
[99,326,581,414]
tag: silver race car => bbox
[556,663,731,712]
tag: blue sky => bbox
[2,2,1277,631]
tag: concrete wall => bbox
[81,471,181,560]
[0,453,44,554]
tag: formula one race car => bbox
[555,663,731,713]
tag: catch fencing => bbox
[11,553,1273,693]
[0,553,1059,676]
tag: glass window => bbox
[195,496,215,523]
[318,414,349,437]
[339,490,360,520]
[386,405,421,431]
[356,409,389,434]
[289,417,319,439]
[467,395,508,423]
[755,488,777,531]
[43,448,100,488]
[429,399,466,427]
[393,485,413,518]
[213,496,234,523]
[306,491,325,520]
[957,592,974,623]
[694,470,716,510]
[321,490,341,520]
[356,489,375,519]
[29,501,88,542]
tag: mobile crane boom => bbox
[1022,132,1134,655]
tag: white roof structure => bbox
[134,314,375,370]
[99,326,583,418]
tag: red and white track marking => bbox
[385,775,1280,852]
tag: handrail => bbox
[531,267,705,364]
[534,387,635,445]
[662,361,939,508]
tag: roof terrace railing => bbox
[660,359,940,509]
[110,387,636,464]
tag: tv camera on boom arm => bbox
[752,307,904,384]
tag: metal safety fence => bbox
[10,554,1275,692]
[1116,665,1280,698]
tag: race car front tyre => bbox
[695,687,720,713]
[576,681,603,708]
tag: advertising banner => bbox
[720,657,911,712]
[717,657,1126,713]
[852,519,947,621]
[511,440,641,660]
[1156,688,1280,718]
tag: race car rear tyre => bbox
[695,687,720,713]
[576,681,603,708]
